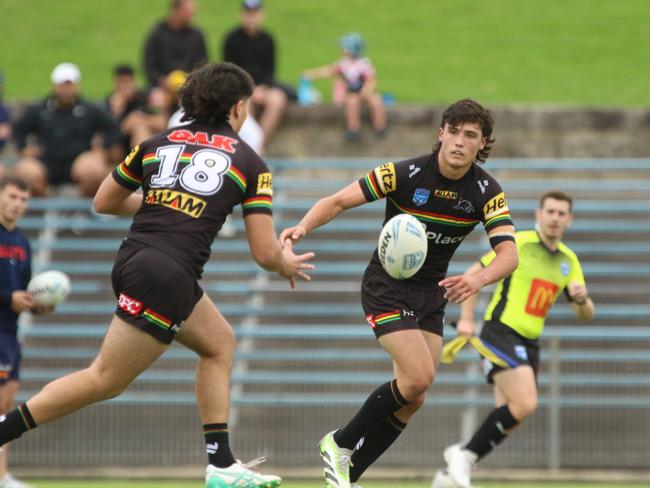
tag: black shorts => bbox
[479,320,541,384]
[0,332,21,384]
[361,265,447,338]
[111,241,203,345]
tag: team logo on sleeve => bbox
[412,188,430,206]
[483,192,509,219]
[256,172,273,196]
[374,162,396,194]
[123,145,140,166]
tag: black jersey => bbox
[358,152,513,287]
[112,122,273,278]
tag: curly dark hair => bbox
[180,62,254,126]
[433,98,495,163]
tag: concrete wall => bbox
[267,104,650,158]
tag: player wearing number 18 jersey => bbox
[0,63,314,488]
[280,99,519,487]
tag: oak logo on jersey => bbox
[256,172,273,196]
[167,130,238,154]
[434,189,457,200]
[483,192,509,219]
[525,279,559,318]
[145,189,207,218]
[123,145,140,166]
[374,162,396,194]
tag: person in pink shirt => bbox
[303,32,387,141]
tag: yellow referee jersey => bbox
[480,230,585,339]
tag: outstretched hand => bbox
[279,225,307,245]
[439,273,483,304]
[280,239,315,289]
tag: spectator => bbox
[223,0,290,148]
[143,0,208,88]
[303,32,387,141]
[0,72,10,172]
[122,70,186,148]
[12,63,121,197]
[105,64,148,157]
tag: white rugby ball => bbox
[377,213,428,279]
[27,270,71,306]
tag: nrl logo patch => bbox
[412,188,430,207]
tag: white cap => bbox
[51,63,81,85]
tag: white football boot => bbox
[205,457,281,488]
[431,468,456,488]
[319,430,353,488]
[443,443,477,488]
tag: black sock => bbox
[203,423,236,468]
[464,405,519,460]
[0,404,37,447]
[349,413,407,482]
[334,380,408,449]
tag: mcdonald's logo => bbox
[525,279,559,317]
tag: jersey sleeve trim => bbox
[360,171,384,201]
[112,162,142,190]
[242,196,272,215]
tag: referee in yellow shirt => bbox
[441,191,595,488]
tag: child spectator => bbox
[303,32,387,141]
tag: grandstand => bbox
[12,157,650,478]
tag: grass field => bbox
[1,0,649,104]
[22,481,650,488]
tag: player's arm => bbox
[455,261,483,337]
[440,226,518,304]
[280,182,367,243]
[568,283,594,321]
[303,64,337,80]
[93,175,142,216]
[244,214,315,289]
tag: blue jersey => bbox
[0,224,32,335]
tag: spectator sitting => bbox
[143,0,208,88]
[122,70,187,148]
[303,32,387,141]
[223,0,291,149]
[12,63,121,197]
[0,72,11,173]
[105,64,149,158]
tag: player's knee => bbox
[401,370,435,398]
[510,396,538,420]
[86,366,130,401]
[407,392,426,412]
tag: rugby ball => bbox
[27,270,71,306]
[377,213,428,279]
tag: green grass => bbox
[23,482,650,488]
[1,0,649,105]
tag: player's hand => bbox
[279,225,307,245]
[439,274,483,304]
[32,304,54,315]
[456,318,476,338]
[568,282,589,303]
[279,239,315,289]
[11,291,34,313]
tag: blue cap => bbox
[242,0,262,10]
[340,32,365,58]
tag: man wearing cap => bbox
[143,0,208,88]
[12,63,121,197]
[223,0,291,149]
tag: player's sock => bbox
[349,413,407,482]
[464,405,519,460]
[203,423,236,468]
[0,404,37,446]
[334,379,409,449]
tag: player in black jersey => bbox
[280,99,518,487]
[0,63,314,488]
